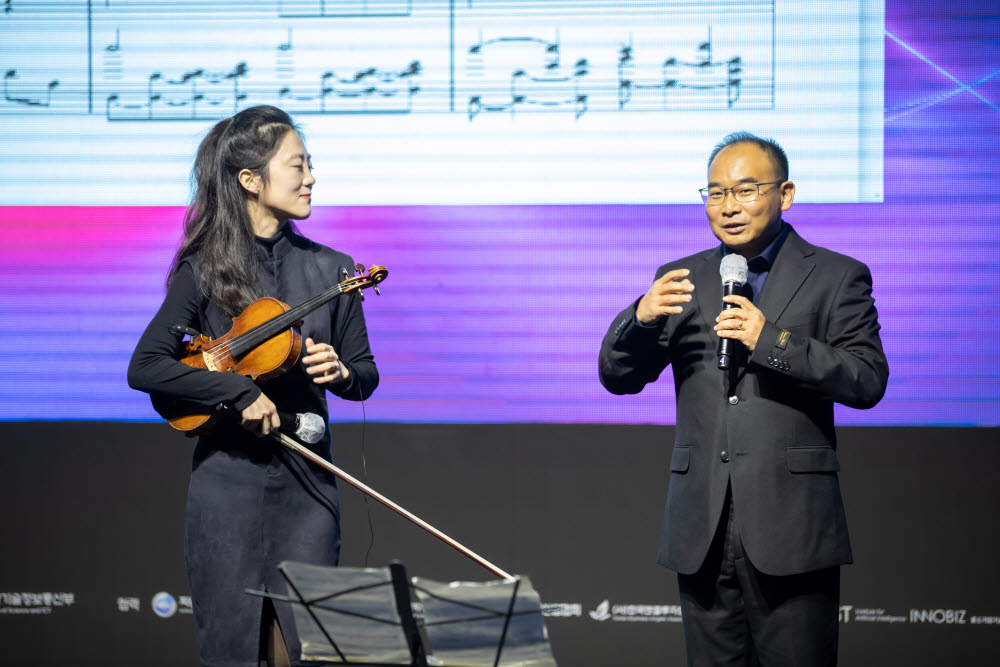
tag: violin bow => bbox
[271,432,514,581]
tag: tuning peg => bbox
[355,262,365,275]
[373,286,381,296]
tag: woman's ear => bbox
[238,168,261,195]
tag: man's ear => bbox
[779,180,795,211]
[238,169,260,195]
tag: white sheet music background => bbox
[0,0,883,204]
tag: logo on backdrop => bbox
[541,602,582,618]
[970,615,1000,625]
[910,609,968,625]
[0,592,75,615]
[588,600,611,622]
[117,597,141,613]
[150,591,194,618]
[839,605,907,624]
[588,599,682,623]
[152,591,177,618]
[583,600,999,627]
[839,604,1000,627]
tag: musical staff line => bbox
[277,0,412,19]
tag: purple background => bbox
[1,2,998,425]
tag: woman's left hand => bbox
[303,337,350,385]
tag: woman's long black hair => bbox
[168,105,299,316]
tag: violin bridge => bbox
[204,350,219,372]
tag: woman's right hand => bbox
[241,393,280,437]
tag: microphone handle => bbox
[717,281,740,370]
[276,410,300,432]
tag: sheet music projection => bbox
[0,0,883,204]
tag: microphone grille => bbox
[720,254,748,285]
[296,413,327,445]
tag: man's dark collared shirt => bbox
[724,221,791,305]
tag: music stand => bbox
[412,572,557,667]
[248,560,557,666]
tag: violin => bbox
[164,263,387,434]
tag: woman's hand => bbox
[303,337,350,386]
[241,392,280,437]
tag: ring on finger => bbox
[738,320,743,330]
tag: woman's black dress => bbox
[128,224,378,667]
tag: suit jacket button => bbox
[720,450,731,463]
[728,395,739,405]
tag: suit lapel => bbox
[756,227,816,323]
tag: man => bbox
[598,132,888,666]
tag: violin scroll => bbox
[342,264,387,301]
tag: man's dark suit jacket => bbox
[599,226,888,577]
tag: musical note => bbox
[697,37,711,65]
[465,31,589,120]
[617,41,633,109]
[226,62,249,113]
[3,70,58,107]
[103,29,123,81]
[106,28,120,53]
[106,63,248,121]
[278,28,292,51]
[146,72,161,119]
[4,0,11,15]
[276,28,294,81]
[313,60,421,114]
[617,27,743,112]
[278,28,293,52]
[727,57,742,108]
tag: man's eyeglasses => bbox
[699,181,783,206]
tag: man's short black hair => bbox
[708,132,789,181]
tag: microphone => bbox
[276,410,327,444]
[718,254,748,370]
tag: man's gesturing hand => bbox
[636,269,694,326]
[714,295,766,352]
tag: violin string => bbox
[200,274,380,366]
[202,282,355,365]
[197,269,383,366]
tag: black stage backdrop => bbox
[1,423,998,666]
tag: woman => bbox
[128,105,378,666]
